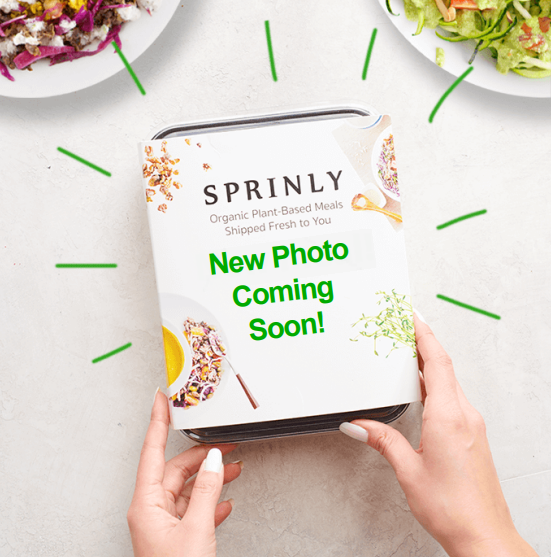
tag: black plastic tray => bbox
[181,404,408,444]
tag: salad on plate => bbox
[0,0,161,81]
[386,0,551,78]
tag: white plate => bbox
[371,125,400,201]
[378,0,551,98]
[0,0,180,98]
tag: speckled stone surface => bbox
[1,1,550,556]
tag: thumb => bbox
[180,448,224,539]
[340,420,419,478]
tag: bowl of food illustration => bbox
[159,293,231,413]
[371,126,400,201]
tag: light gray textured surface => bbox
[1,1,550,556]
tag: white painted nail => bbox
[339,422,369,443]
[152,386,160,405]
[413,309,427,324]
[205,448,223,473]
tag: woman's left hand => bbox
[127,390,242,557]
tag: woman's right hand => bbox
[340,314,537,557]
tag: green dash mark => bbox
[362,28,378,80]
[437,294,500,320]
[57,147,111,176]
[112,41,146,95]
[56,264,117,268]
[92,342,132,363]
[437,209,487,230]
[265,20,277,81]
[429,66,474,123]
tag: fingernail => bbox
[231,460,244,470]
[227,498,235,509]
[205,448,223,473]
[339,422,369,443]
[414,309,427,324]
[152,386,160,405]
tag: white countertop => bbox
[1,1,550,555]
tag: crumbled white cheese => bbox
[117,4,140,21]
[47,35,64,47]
[25,18,45,34]
[78,32,94,46]
[0,38,17,56]
[0,0,19,14]
[137,0,160,13]
[59,19,76,32]
[90,23,109,42]
[12,32,40,46]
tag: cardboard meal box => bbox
[139,107,421,443]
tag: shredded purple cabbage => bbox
[73,5,88,24]
[49,24,121,64]
[14,45,75,70]
[0,15,25,37]
[54,14,72,35]
[74,5,94,32]
[90,0,105,17]
[0,15,25,28]
[0,60,14,81]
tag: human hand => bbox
[340,314,537,557]
[127,390,243,557]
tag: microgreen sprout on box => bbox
[351,290,416,358]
